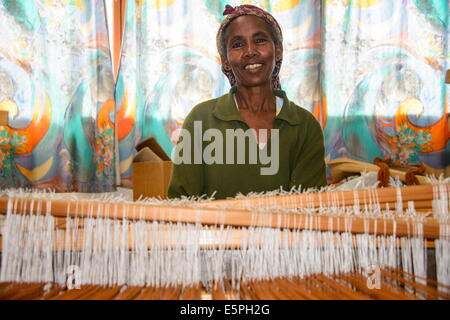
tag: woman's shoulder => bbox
[278,94,322,129]
[191,96,222,112]
[283,97,309,115]
[184,92,231,122]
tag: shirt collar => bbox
[212,86,303,125]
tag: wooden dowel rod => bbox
[0,196,444,239]
[202,184,448,210]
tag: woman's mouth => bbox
[244,63,263,70]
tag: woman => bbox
[168,4,326,199]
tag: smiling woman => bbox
[223,16,281,90]
[168,4,327,200]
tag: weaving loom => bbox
[0,183,449,300]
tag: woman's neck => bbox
[235,84,276,113]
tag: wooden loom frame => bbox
[0,184,449,300]
[0,184,447,242]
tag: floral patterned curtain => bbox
[0,0,116,192]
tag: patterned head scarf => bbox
[216,4,283,89]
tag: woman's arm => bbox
[168,113,205,198]
[289,117,327,190]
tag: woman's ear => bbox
[275,43,283,62]
[222,58,232,71]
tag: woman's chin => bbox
[237,80,272,88]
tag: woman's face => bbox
[223,15,281,88]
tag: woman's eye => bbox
[256,38,267,43]
[231,42,243,48]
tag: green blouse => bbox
[168,87,327,199]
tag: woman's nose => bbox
[244,42,258,58]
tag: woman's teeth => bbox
[245,63,262,70]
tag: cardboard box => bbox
[132,138,173,200]
[0,110,8,126]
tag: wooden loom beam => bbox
[202,184,447,210]
[0,189,445,240]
